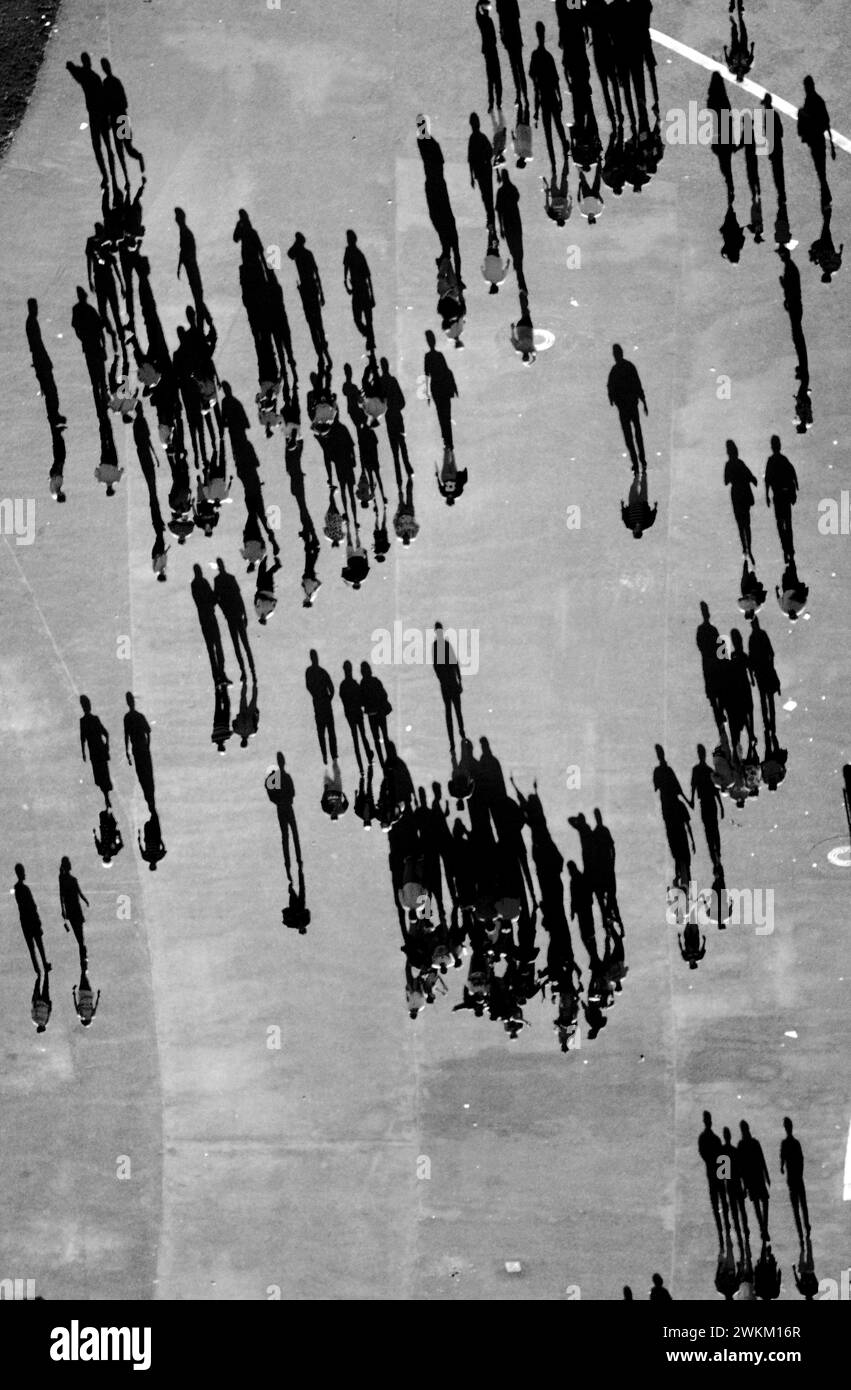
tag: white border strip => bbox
[844,1117,851,1199]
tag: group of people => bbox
[698,1111,817,1300]
[11,861,100,1032]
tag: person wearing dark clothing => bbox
[417,122,462,275]
[698,1110,730,1244]
[475,0,503,113]
[431,623,465,750]
[305,649,338,765]
[175,207,211,328]
[71,287,109,416]
[720,1125,750,1245]
[379,358,412,487]
[12,864,51,976]
[100,57,145,182]
[288,232,329,365]
[528,23,569,174]
[124,692,156,811]
[66,52,114,188]
[340,660,373,774]
[738,1120,771,1239]
[607,344,647,470]
[359,661,391,767]
[748,616,780,739]
[723,440,758,563]
[495,168,527,294]
[797,76,835,210]
[764,435,798,564]
[779,1117,810,1243]
[690,744,724,869]
[468,113,496,232]
[26,299,66,430]
[191,563,229,685]
[59,856,89,969]
[423,330,458,450]
[213,559,255,681]
[495,0,528,105]
[79,695,113,808]
[342,230,375,349]
[265,752,302,884]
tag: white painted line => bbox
[650,28,851,156]
[845,1118,851,1199]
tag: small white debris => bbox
[505,1261,522,1274]
[784,1030,798,1039]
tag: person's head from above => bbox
[76,285,87,303]
[346,229,357,247]
[476,0,491,13]
[725,438,738,459]
[703,1109,713,1128]
[612,342,624,362]
[360,660,371,678]
[770,433,781,453]
[469,111,481,132]
[215,556,227,574]
[762,91,773,109]
[81,1016,93,1027]
[174,206,186,225]
[125,691,136,709]
[651,1273,665,1288]
[783,1116,794,1136]
[293,230,306,246]
[309,648,319,665]
[699,599,711,622]
[689,957,699,969]
[14,862,26,882]
[655,743,666,763]
[593,807,603,827]
[27,296,38,315]
[623,1286,633,1300]
[424,329,436,349]
[80,51,92,69]
[740,1119,751,1137]
[535,20,546,43]
[803,75,815,96]
[100,57,112,75]
[80,695,92,715]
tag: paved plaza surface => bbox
[0,0,849,1300]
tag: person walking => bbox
[468,113,496,233]
[723,440,758,563]
[213,559,256,681]
[779,1116,811,1243]
[528,22,569,175]
[423,330,459,451]
[359,661,391,767]
[124,692,156,811]
[475,0,503,113]
[797,76,835,210]
[607,344,648,470]
[431,623,465,750]
[690,744,724,869]
[764,435,798,564]
[100,57,145,183]
[59,856,90,969]
[738,1120,771,1240]
[342,230,375,350]
[79,695,113,809]
[305,649,338,765]
[12,864,51,976]
[66,52,115,188]
[698,1110,730,1245]
[495,168,528,294]
[340,659,374,774]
